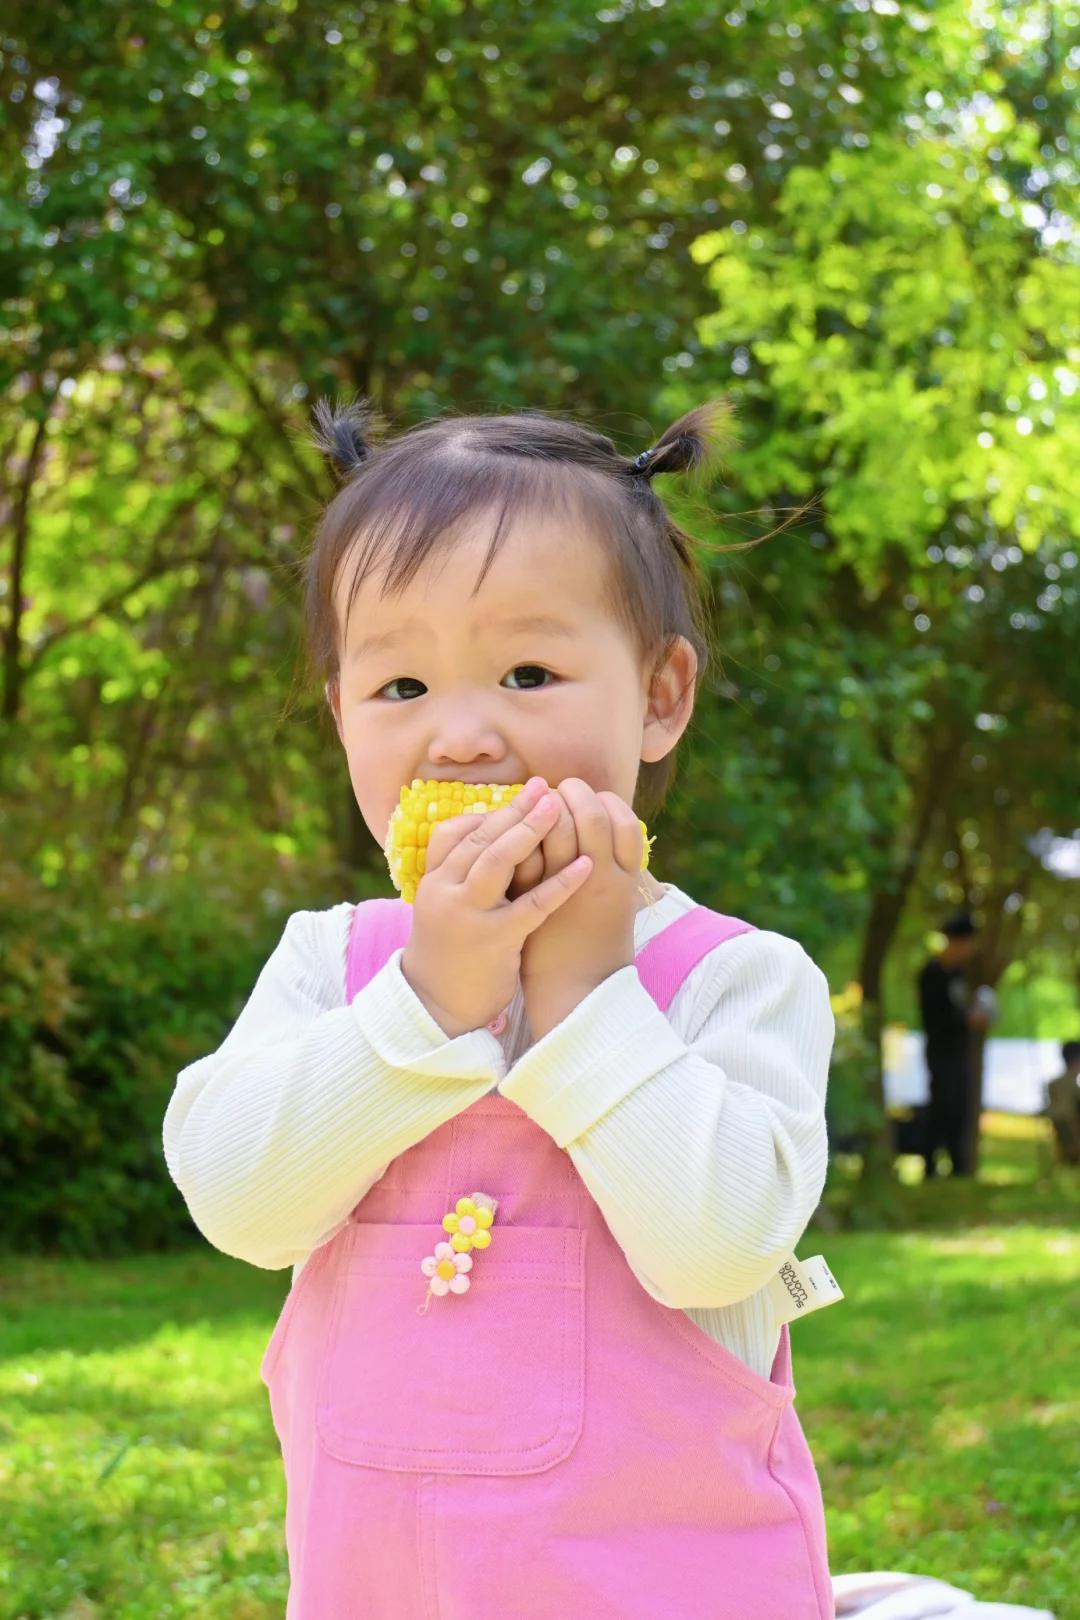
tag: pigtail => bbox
[311,397,381,480]
[630,399,738,481]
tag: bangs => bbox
[311,433,672,669]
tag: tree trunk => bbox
[855,892,902,1188]
[963,1025,987,1175]
[1,415,48,725]
[853,731,959,1190]
[958,859,1037,1174]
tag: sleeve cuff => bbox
[351,949,507,1082]
[499,966,690,1146]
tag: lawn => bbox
[1,1125,1078,1619]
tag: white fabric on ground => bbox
[833,1572,1054,1619]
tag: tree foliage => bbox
[2,0,1079,1242]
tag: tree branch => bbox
[23,492,205,675]
[216,342,324,503]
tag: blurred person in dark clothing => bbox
[1045,1039,1080,1165]
[917,912,993,1178]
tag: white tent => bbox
[883,1031,1062,1116]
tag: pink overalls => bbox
[261,899,832,1619]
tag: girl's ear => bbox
[641,636,697,763]
[326,677,345,745]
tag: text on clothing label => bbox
[767,1253,844,1326]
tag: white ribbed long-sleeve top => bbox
[163,884,833,1379]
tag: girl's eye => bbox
[380,676,428,701]
[503,664,552,691]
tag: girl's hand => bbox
[519,778,642,1039]
[401,777,592,1038]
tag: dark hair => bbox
[305,401,736,813]
[941,910,977,938]
[1063,1040,1080,1067]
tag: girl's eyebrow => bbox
[485,613,579,637]
[350,613,578,663]
[348,623,421,661]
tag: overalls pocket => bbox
[316,1222,586,1475]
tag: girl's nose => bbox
[426,706,508,770]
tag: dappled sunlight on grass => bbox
[2,1224,1078,1615]
[832,1113,1080,1227]
[797,1226,1080,1613]
[0,1255,288,1618]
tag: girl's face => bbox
[330,511,696,849]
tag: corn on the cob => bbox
[385,779,653,903]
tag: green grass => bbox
[832,1110,1080,1230]
[0,1257,289,1620]
[800,1226,1080,1615]
[2,1131,1079,1618]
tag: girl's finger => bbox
[540,792,579,878]
[597,790,644,874]
[427,778,548,878]
[452,792,564,905]
[509,855,593,935]
[423,809,498,873]
[508,846,545,899]
[557,777,614,870]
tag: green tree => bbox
[3,0,1080,1237]
[678,13,1080,1176]
[2,0,972,883]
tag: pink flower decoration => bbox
[421,1240,473,1296]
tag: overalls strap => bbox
[345,896,754,1007]
[632,904,756,1010]
[345,898,412,1001]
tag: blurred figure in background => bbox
[1045,1039,1080,1166]
[917,912,993,1178]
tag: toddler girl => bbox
[164,401,836,1619]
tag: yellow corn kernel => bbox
[384,781,652,903]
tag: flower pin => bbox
[421,1242,473,1296]
[419,1192,498,1310]
[441,1193,496,1253]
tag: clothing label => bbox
[767,1253,844,1327]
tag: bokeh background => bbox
[1,3,1079,1617]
